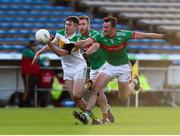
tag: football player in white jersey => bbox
[32,16,100,124]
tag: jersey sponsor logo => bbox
[117,32,126,37]
[117,37,122,41]
[100,43,127,51]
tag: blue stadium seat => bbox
[0,5,71,11]
[91,18,102,24]
[0,29,57,35]
[0,11,88,17]
[0,22,129,30]
[0,37,31,42]
[128,45,180,50]
[0,45,25,51]
[0,17,106,25]
[128,39,166,44]
[1,44,180,52]
[0,0,163,54]
[0,23,65,29]
[1,0,49,5]
[0,17,65,23]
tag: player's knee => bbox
[98,90,104,96]
[71,93,82,100]
[89,84,101,95]
[92,84,100,91]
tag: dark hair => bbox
[103,17,117,28]
[29,40,37,47]
[79,15,90,24]
[66,16,79,24]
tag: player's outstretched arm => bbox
[32,44,51,64]
[86,43,100,55]
[62,38,95,53]
[134,32,165,39]
[47,41,69,56]
[75,38,94,47]
[82,43,100,60]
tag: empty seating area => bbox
[75,0,180,53]
[78,0,180,35]
[1,0,180,55]
[0,0,131,54]
[1,0,49,5]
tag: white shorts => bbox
[90,64,106,81]
[101,63,132,82]
[63,66,87,80]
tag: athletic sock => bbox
[85,110,97,120]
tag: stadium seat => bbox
[128,45,180,51]
[78,0,180,36]
[0,5,71,11]
[120,13,180,20]
[1,0,49,5]
[79,1,180,8]
[0,11,88,17]
[0,0,177,53]
[128,39,167,44]
[0,17,66,24]
[0,45,25,51]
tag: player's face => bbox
[78,19,89,35]
[65,21,77,35]
[103,22,113,37]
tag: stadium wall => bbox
[0,60,180,106]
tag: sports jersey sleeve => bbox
[124,30,135,40]
[91,33,101,43]
[51,33,59,45]
[52,30,71,48]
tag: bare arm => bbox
[47,41,69,56]
[82,43,100,61]
[38,44,51,54]
[75,38,94,47]
[85,43,100,55]
[32,44,51,64]
[62,38,96,54]
[134,32,165,39]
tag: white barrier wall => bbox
[0,65,180,105]
[0,66,24,100]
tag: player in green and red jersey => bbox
[65,16,167,124]
[75,15,115,124]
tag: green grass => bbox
[0,107,179,135]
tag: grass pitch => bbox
[0,107,179,135]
